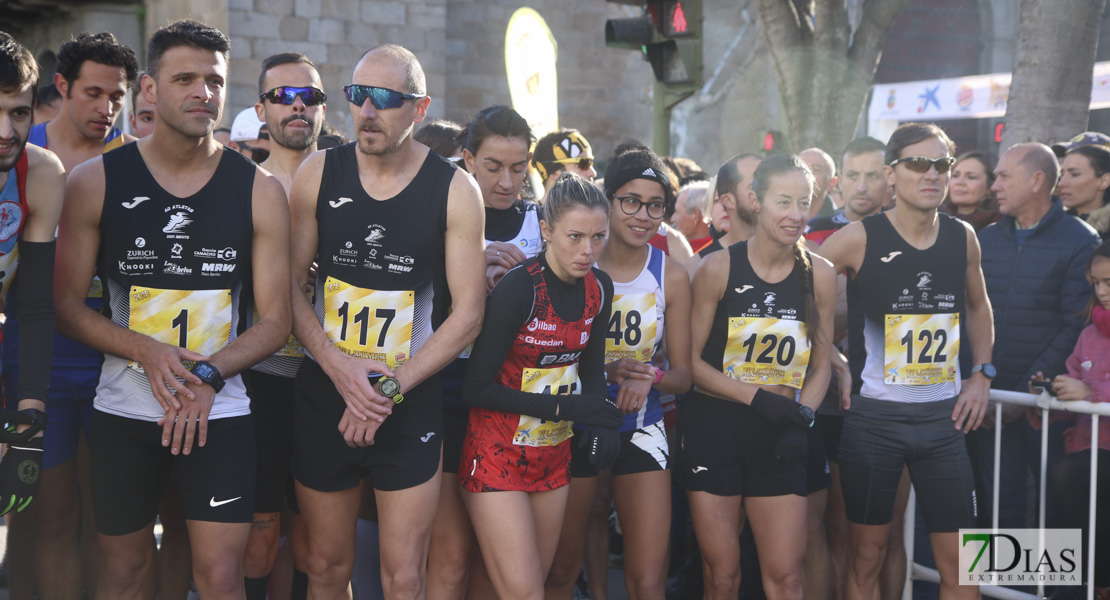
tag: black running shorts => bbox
[837,395,977,532]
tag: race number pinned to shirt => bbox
[514,364,578,447]
[722,317,810,389]
[605,293,658,364]
[127,286,232,370]
[323,277,413,368]
[884,313,960,385]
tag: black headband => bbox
[604,165,674,205]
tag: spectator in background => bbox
[799,147,838,221]
[1043,240,1110,595]
[33,81,61,124]
[213,126,236,149]
[1059,145,1110,239]
[663,155,705,186]
[1051,130,1110,159]
[414,118,463,160]
[805,137,889,246]
[532,128,597,193]
[128,71,155,138]
[941,150,1000,232]
[230,106,270,162]
[975,143,1100,529]
[671,180,713,253]
[698,153,761,257]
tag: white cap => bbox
[230,108,265,142]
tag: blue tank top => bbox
[2,123,122,369]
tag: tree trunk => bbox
[1000,0,1107,149]
[758,0,910,155]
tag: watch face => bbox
[984,364,997,378]
[380,377,400,397]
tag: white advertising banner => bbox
[868,61,1110,135]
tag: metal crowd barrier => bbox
[902,389,1110,600]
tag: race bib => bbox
[722,317,810,389]
[127,287,232,370]
[605,293,658,364]
[514,364,578,447]
[884,313,960,385]
[323,277,413,368]
[88,276,103,299]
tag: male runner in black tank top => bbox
[819,122,992,600]
[54,21,293,600]
[288,44,486,599]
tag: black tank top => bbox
[701,241,813,391]
[848,212,969,402]
[311,143,455,376]
[97,143,255,421]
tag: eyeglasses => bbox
[888,156,956,174]
[616,195,667,219]
[259,86,327,106]
[552,157,594,171]
[343,84,426,110]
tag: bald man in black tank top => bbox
[288,44,486,599]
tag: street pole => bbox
[653,80,670,155]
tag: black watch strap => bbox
[190,362,225,393]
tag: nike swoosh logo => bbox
[734,285,754,294]
[329,197,353,208]
[881,251,902,263]
[209,496,242,507]
[691,466,708,473]
[122,196,151,209]
[421,432,435,442]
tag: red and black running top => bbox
[459,253,612,492]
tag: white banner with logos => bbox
[867,62,1110,141]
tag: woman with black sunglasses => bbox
[545,149,692,600]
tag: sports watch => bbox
[377,376,404,404]
[971,363,997,379]
[190,361,225,393]
[799,405,816,428]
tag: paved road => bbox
[0,524,632,599]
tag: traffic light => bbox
[605,1,702,87]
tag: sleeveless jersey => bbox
[446,201,542,398]
[460,257,604,492]
[311,144,453,391]
[0,152,30,306]
[848,213,968,402]
[605,245,666,431]
[96,144,255,421]
[4,123,123,368]
[700,242,812,391]
[488,201,542,253]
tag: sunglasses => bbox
[343,84,426,110]
[888,156,956,174]
[259,86,327,106]
[552,157,594,171]
[616,195,667,220]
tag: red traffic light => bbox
[763,132,775,151]
[669,2,688,34]
[994,123,1004,143]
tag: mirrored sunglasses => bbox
[259,86,327,106]
[343,84,426,110]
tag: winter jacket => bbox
[978,198,1100,391]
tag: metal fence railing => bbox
[902,389,1110,600]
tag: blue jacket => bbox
[978,198,1100,392]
